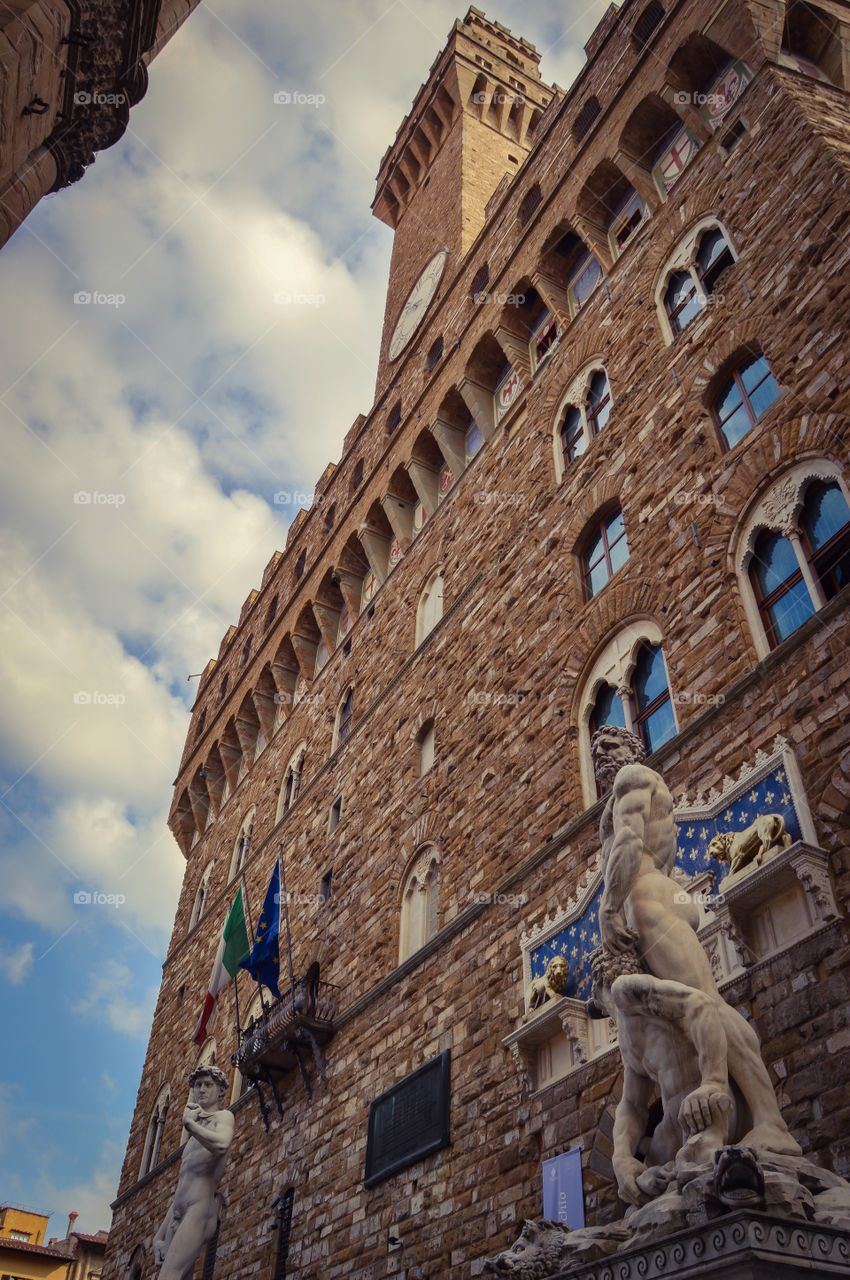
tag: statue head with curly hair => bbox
[586,944,644,1020]
[590,724,646,793]
[187,1064,228,1107]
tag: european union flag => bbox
[240,860,281,998]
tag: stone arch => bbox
[563,475,625,554]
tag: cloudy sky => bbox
[0,0,608,1235]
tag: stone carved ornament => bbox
[46,0,163,190]
[486,727,850,1276]
[737,463,839,569]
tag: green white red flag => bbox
[192,887,250,1046]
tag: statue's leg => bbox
[158,1202,216,1280]
[715,1003,801,1156]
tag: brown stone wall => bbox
[106,0,850,1276]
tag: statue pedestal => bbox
[551,1212,850,1278]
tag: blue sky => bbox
[0,0,608,1235]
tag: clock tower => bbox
[372,7,558,395]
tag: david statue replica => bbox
[153,1065,234,1279]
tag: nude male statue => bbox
[592,725,800,1158]
[153,1065,234,1279]
[588,946,736,1205]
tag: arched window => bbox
[633,0,664,48]
[189,863,213,931]
[139,1085,170,1177]
[750,529,815,646]
[228,808,255,882]
[661,224,735,336]
[631,643,676,753]
[736,463,850,656]
[802,480,850,598]
[712,353,780,449]
[417,719,436,776]
[352,459,364,491]
[416,572,444,645]
[577,622,678,803]
[196,708,206,739]
[266,594,278,627]
[573,96,601,142]
[219,675,228,703]
[333,687,354,751]
[276,745,306,821]
[399,846,440,962]
[556,368,612,471]
[128,1244,147,1280]
[582,508,629,598]
[240,636,253,666]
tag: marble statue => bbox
[153,1065,234,1280]
[587,944,739,1204]
[526,955,568,1011]
[707,812,792,878]
[483,729,850,1276]
[591,724,800,1161]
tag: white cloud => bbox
[73,960,158,1039]
[0,942,34,985]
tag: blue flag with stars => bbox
[240,860,281,998]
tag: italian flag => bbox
[192,888,250,1046]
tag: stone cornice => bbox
[46,0,162,190]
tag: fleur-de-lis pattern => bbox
[529,764,803,1001]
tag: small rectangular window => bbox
[328,795,343,833]
[321,868,333,904]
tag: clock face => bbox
[388,249,448,362]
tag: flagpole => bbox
[278,843,296,998]
[242,868,271,1017]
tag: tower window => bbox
[294,550,307,579]
[321,868,333,903]
[417,719,436,776]
[426,336,444,370]
[387,400,402,434]
[352,459,364,491]
[633,0,664,48]
[573,97,601,142]
[471,262,490,301]
[519,185,542,226]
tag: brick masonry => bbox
[103,0,850,1276]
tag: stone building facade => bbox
[103,1,850,1276]
[0,0,202,248]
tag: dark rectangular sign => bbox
[364,1050,451,1187]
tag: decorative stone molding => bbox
[45,0,166,191]
[735,458,845,570]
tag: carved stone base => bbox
[549,1212,850,1277]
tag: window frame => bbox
[711,353,780,451]
[582,508,629,600]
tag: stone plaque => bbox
[364,1050,451,1187]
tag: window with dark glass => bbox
[633,0,664,48]
[426,336,444,370]
[631,643,675,753]
[573,96,601,142]
[750,528,815,646]
[352,459,364,490]
[801,481,850,599]
[696,227,734,293]
[713,354,780,449]
[266,594,278,627]
[561,405,585,463]
[665,269,702,333]
[586,370,611,435]
[590,682,627,733]
[583,508,629,598]
[294,550,307,579]
[386,400,402,434]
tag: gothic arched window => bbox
[660,223,735,337]
[416,572,444,645]
[399,846,440,962]
[139,1085,170,1177]
[276,745,306,821]
[228,808,255,882]
[189,863,213,931]
[333,688,354,751]
[736,464,850,656]
[556,368,613,472]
